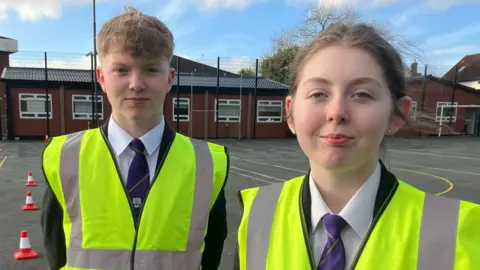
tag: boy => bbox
[41,6,229,270]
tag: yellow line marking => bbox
[231,156,454,195]
[0,156,6,168]
[230,170,276,184]
[393,168,454,195]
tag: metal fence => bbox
[1,51,480,140]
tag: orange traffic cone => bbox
[13,230,39,260]
[44,134,49,143]
[25,172,37,187]
[22,192,38,211]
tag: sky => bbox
[0,0,479,76]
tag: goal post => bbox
[438,104,480,137]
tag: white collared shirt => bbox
[107,115,165,183]
[309,161,381,269]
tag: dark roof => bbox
[170,55,238,77]
[0,67,288,90]
[408,74,480,95]
[442,54,480,82]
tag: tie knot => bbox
[130,138,146,154]
[322,214,347,239]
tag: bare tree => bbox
[262,2,425,83]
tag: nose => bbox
[128,70,146,92]
[325,96,349,123]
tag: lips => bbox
[322,133,353,139]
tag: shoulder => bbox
[238,175,305,202]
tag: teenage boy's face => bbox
[97,51,175,121]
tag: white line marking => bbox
[231,166,286,181]
[231,156,307,173]
[390,148,480,158]
[388,149,480,161]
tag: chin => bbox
[312,148,358,169]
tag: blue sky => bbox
[0,0,479,76]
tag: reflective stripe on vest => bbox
[59,130,214,269]
[245,182,460,270]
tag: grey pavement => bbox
[1,136,479,269]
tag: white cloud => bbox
[0,0,107,21]
[158,0,197,40]
[0,0,63,21]
[432,45,477,56]
[10,54,92,70]
[426,25,480,48]
[196,0,267,10]
[424,0,480,11]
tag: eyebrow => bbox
[302,76,382,89]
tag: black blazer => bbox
[40,121,229,270]
[233,160,398,269]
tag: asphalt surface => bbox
[1,136,479,269]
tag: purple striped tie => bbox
[126,138,150,219]
[317,213,348,270]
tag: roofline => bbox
[408,74,480,95]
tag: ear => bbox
[96,66,106,93]
[389,96,413,133]
[167,67,176,93]
[285,95,295,134]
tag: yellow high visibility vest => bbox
[237,176,480,270]
[42,128,228,270]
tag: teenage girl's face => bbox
[286,45,409,170]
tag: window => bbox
[19,93,52,119]
[173,98,190,122]
[257,100,283,123]
[214,99,241,122]
[410,101,417,120]
[72,95,104,120]
[436,102,457,122]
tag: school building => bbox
[1,36,480,140]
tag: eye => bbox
[114,67,128,74]
[147,68,161,73]
[352,91,373,99]
[310,92,327,99]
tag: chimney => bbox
[410,59,418,75]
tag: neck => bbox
[112,112,162,138]
[310,158,378,214]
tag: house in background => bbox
[442,54,480,90]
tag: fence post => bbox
[253,58,258,139]
[216,57,220,139]
[419,64,427,137]
[176,56,180,131]
[45,52,50,138]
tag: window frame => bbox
[19,93,53,119]
[71,94,104,120]
[214,99,241,123]
[436,101,458,122]
[172,97,190,122]
[410,101,417,121]
[256,100,283,123]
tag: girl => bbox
[234,22,480,270]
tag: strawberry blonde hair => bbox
[97,6,174,64]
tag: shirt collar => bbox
[108,115,165,156]
[310,161,381,238]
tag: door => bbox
[465,108,480,136]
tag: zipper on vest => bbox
[99,129,139,270]
[298,183,317,270]
[348,181,399,270]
